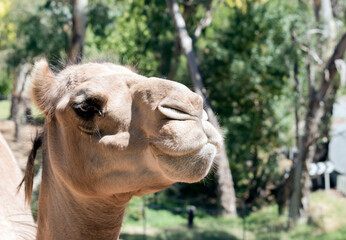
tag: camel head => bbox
[29,60,222,198]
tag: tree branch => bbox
[193,0,215,40]
[318,33,346,99]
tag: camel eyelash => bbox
[77,121,103,137]
[78,125,96,135]
[72,98,104,120]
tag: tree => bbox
[10,63,33,141]
[310,0,343,163]
[1,0,72,139]
[68,0,88,63]
[0,0,14,96]
[4,0,72,140]
[196,0,296,210]
[288,0,346,226]
[166,0,237,217]
[289,32,346,226]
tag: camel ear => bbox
[31,59,57,118]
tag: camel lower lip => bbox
[149,143,205,157]
[152,143,217,183]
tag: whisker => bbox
[95,124,102,139]
[16,230,36,240]
[9,220,37,229]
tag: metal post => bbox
[187,205,196,228]
[142,197,146,240]
[242,201,246,240]
[324,172,330,193]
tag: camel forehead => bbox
[55,62,192,104]
[58,63,138,87]
[68,63,135,76]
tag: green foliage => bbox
[6,1,72,67]
[195,0,301,201]
[0,71,11,95]
[101,0,176,77]
[88,3,114,38]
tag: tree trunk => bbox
[313,83,337,163]
[320,0,337,59]
[166,0,237,217]
[289,0,343,226]
[275,31,302,216]
[10,63,32,141]
[288,33,346,227]
[310,0,338,164]
[68,0,88,64]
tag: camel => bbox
[0,132,36,240]
[17,59,222,240]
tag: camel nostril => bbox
[158,103,194,120]
[158,97,200,120]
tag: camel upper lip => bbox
[158,98,203,120]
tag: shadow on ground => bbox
[120,228,239,240]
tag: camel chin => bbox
[151,142,217,183]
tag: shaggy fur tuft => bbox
[18,132,43,204]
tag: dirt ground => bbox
[0,119,42,172]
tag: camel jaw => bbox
[150,142,217,183]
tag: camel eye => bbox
[79,103,93,112]
[73,99,101,120]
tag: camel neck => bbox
[36,158,129,240]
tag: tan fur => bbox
[30,59,57,119]
[0,133,36,240]
[23,59,222,239]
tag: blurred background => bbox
[0,0,346,239]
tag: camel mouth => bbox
[149,131,221,158]
[149,142,217,183]
[149,140,209,158]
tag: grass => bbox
[0,100,10,119]
[120,191,346,240]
